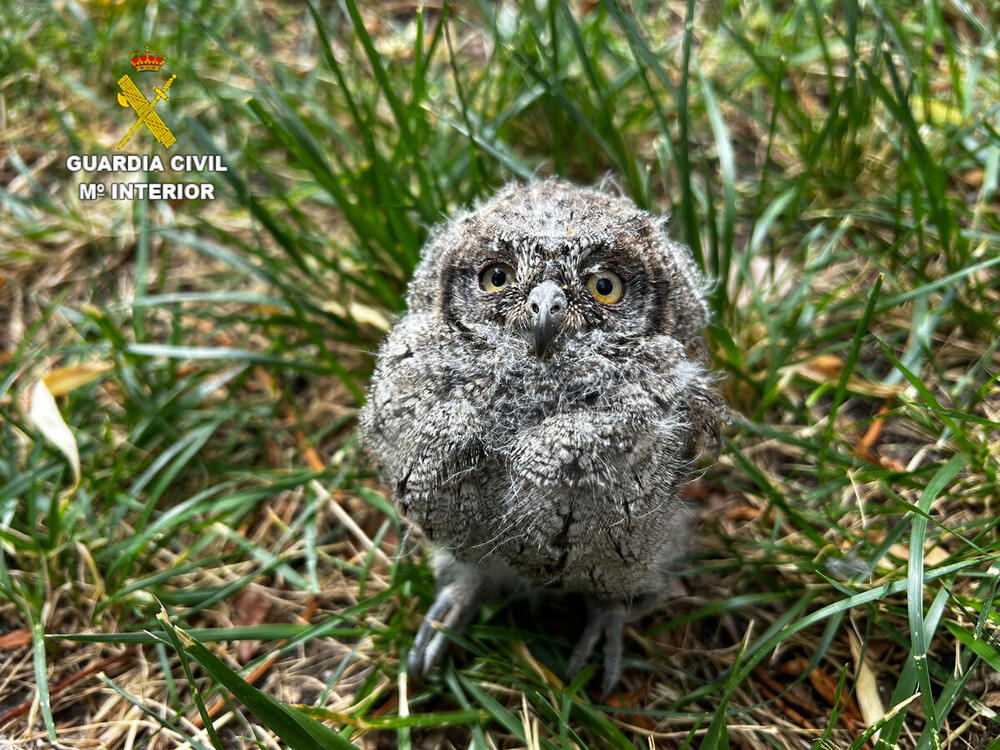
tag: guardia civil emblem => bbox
[116,47,176,149]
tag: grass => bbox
[1,0,999,747]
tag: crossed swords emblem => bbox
[116,73,177,149]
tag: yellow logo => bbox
[116,47,176,149]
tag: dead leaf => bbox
[319,299,391,332]
[607,687,656,730]
[754,666,818,731]
[963,168,985,188]
[0,630,32,650]
[294,428,325,473]
[787,356,908,399]
[232,585,272,663]
[849,627,886,744]
[886,543,950,568]
[793,658,863,723]
[725,504,762,521]
[856,404,907,470]
[856,404,888,461]
[25,378,80,489]
[42,362,113,396]
[807,353,846,378]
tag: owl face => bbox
[417,183,695,360]
[453,237,644,358]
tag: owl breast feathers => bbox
[362,180,728,599]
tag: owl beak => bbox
[527,280,567,359]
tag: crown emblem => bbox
[130,47,165,72]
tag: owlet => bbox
[361,180,728,694]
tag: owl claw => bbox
[564,602,626,698]
[408,579,481,677]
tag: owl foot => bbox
[565,600,626,698]
[408,577,482,677]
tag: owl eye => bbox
[587,271,624,304]
[479,263,515,292]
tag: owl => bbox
[361,180,728,694]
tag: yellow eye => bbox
[479,263,515,292]
[587,271,624,304]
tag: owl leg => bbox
[565,598,627,698]
[408,554,484,677]
[408,578,482,676]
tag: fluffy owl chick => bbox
[361,180,728,694]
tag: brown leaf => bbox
[0,630,32,650]
[856,404,888,461]
[855,404,908,471]
[779,657,866,736]
[754,666,818,730]
[606,680,655,730]
[725,504,762,521]
[807,353,845,378]
[233,585,271,626]
[963,168,985,188]
[294,427,325,472]
[232,585,271,663]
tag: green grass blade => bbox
[158,614,356,750]
[31,618,57,743]
[906,454,966,736]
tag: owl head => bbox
[407,181,711,360]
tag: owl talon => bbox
[565,602,626,698]
[600,616,624,699]
[408,579,482,677]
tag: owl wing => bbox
[361,314,489,543]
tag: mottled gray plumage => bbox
[361,180,728,693]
